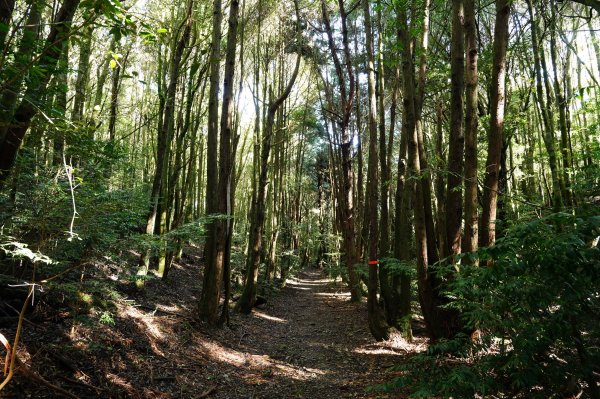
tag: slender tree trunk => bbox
[414,0,438,267]
[549,0,573,206]
[238,2,301,312]
[434,98,447,257]
[320,0,361,301]
[71,27,93,123]
[199,0,223,321]
[200,0,239,324]
[0,0,42,146]
[445,0,465,259]
[0,0,81,189]
[526,0,563,210]
[393,109,413,336]
[463,0,478,256]
[52,39,69,166]
[108,64,120,141]
[363,0,390,341]
[480,0,510,247]
[480,0,510,248]
[376,1,393,326]
[138,0,194,284]
[400,4,460,340]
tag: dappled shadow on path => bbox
[208,268,427,398]
[1,251,426,398]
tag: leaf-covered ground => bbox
[1,252,426,398]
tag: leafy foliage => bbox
[388,209,600,398]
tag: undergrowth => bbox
[384,207,600,398]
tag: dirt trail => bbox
[2,258,426,398]
[173,266,426,398]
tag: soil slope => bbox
[1,256,425,398]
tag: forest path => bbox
[3,255,426,399]
[180,267,425,398]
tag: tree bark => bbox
[200,0,239,324]
[399,5,454,340]
[320,0,361,301]
[445,0,465,259]
[0,0,42,147]
[238,8,301,313]
[0,0,81,189]
[363,0,391,341]
[72,26,93,123]
[139,0,194,284]
[549,0,573,206]
[529,0,566,210]
[463,0,478,255]
[480,0,510,248]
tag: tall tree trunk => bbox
[138,0,194,284]
[463,0,478,256]
[434,98,447,257]
[71,26,93,123]
[363,0,390,341]
[200,0,239,324]
[393,109,413,336]
[414,0,438,267]
[526,0,563,210]
[0,0,42,147]
[0,0,81,189]
[52,39,69,166]
[376,0,393,326]
[549,0,573,206]
[445,0,465,259]
[533,0,566,210]
[320,0,361,301]
[199,0,223,321]
[238,0,301,313]
[399,3,460,340]
[480,0,510,248]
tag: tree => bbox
[138,0,195,284]
[445,0,465,260]
[0,0,82,189]
[363,0,391,341]
[463,0,478,255]
[319,0,362,302]
[238,0,302,314]
[480,0,511,248]
[199,0,240,324]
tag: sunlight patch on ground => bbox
[388,334,428,353]
[353,347,404,356]
[354,335,428,356]
[120,306,164,339]
[272,363,326,379]
[285,280,321,288]
[253,310,288,323]
[286,277,332,285]
[106,372,136,393]
[198,340,326,381]
[314,291,352,300]
[288,286,311,291]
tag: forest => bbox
[0,0,599,397]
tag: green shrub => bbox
[389,209,600,398]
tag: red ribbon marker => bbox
[368,260,378,266]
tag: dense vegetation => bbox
[0,0,599,397]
